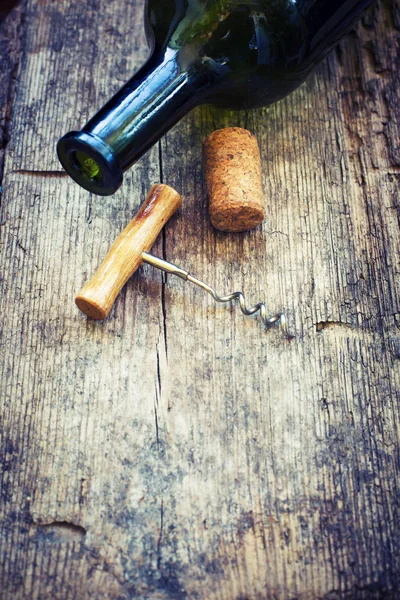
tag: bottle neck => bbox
[84,48,206,171]
[57,47,210,195]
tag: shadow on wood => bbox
[0,0,20,22]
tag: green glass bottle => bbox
[57,0,374,195]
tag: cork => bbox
[203,127,265,232]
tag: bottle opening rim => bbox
[57,131,123,196]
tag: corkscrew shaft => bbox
[141,252,293,338]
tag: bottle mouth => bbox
[57,131,123,196]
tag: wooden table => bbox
[1,1,399,598]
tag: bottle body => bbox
[57,0,375,195]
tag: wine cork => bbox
[203,127,265,232]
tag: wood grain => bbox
[0,3,23,186]
[1,1,400,599]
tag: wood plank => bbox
[1,1,399,598]
[0,3,23,186]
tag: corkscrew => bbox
[76,184,292,338]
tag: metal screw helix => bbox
[142,252,293,339]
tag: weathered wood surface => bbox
[1,1,400,598]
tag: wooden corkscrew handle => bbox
[75,184,182,319]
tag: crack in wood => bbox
[316,320,356,333]
[158,140,169,358]
[154,399,160,446]
[10,169,69,177]
[33,521,86,544]
[157,499,164,571]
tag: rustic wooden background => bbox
[1,1,399,598]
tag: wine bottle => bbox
[57,0,374,196]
